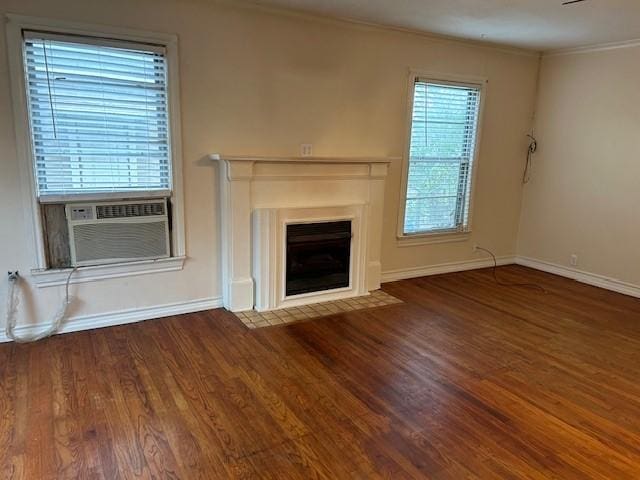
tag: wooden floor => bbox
[2,266,640,479]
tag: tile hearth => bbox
[235,290,403,329]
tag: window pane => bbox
[404,81,481,235]
[23,34,171,197]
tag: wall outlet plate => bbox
[570,254,578,267]
[301,144,313,157]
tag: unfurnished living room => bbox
[1,0,640,477]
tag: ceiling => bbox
[246,0,640,51]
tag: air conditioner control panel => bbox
[69,206,94,221]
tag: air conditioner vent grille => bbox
[72,222,168,263]
[96,202,165,219]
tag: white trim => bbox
[165,32,186,258]
[397,231,471,247]
[515,256,640,299]
[5,14,186,268]
[209,154,397,165]
[379,254,640,299]
[252,205,368,312]
[0,295,222,343]
[232,0,539,58]
[6,16,47,268]
[277,208,366,310]
[31,256,186,288]
[381,255,516,283]
[544,38,640,57]
[396,70,487,242]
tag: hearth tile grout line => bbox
[234,290,404,329]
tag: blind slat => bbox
[404,81,481,235]
[24,33,172,197]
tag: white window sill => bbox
[31,256,186,288]
[397,231,471,247]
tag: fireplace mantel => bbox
[209,154,397,165]
[212,153,395,312]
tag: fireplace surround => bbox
[212,154,395,312]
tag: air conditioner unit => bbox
[66,199,171,266]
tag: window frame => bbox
[397,70,487,245]
[6,14,186,274]
[23,31,173,202]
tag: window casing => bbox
[7,15,185,275]
[399,74,484,240]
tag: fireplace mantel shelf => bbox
[209,154,398,164]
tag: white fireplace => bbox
[211,154,394,312]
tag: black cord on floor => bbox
[476,246,547,294]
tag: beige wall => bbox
[518,46,640,286]
[0,0,538,328]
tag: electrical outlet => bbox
[473,244,480,252]
[570,254,578,267]
[301,144,313,157]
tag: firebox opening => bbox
[285,220,351,297]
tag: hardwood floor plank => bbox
[0,343,20,479]
[2,266,640,478]
[50,338,88,479]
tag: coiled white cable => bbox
[5,268,76,343]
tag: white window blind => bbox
[23,32,171,200]
[403,80,481,235]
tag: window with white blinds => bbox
[22,32,172,200]
[403,79,482,235]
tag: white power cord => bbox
[5,268,77,343]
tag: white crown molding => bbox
[0,296,222,343]
[515,256,640,299]
[544,38,640,57]
[222,0,539,57]
[381,255,516,283]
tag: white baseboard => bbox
[380,254,640,299]
[381,255,516,283]
[515,256,640,299]
[0,296,223,343]
[7,256,637,344]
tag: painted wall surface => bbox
[0,0,538,328]
[518,46,640,286]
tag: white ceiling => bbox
[247,0,640,51]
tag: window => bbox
[401,77,483,237]
[8,16,185,276]
[23,32,171,201]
